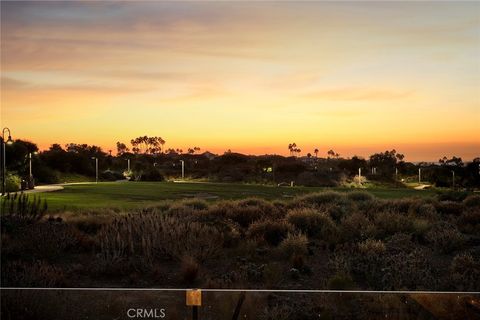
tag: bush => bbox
[437,190,469,202]
[210,199,282,228]
[286,208,322,236]
[5,173,21,192]
[136,168,164,181]
[98,213,225,267]
[1,193,47,232]
[457,208,480,235]
[99,170,124,181]
[1,260,66,287]
[278,233,308,259]
[294,191,344,208]
[247,220,293,246]
[408,202,437,221]
[374,211,412,238]
[385,233,415,254]
[350,240,386,289]
[450,253,480,291]
[325,197,356,221]
[426,222,464,254]
[463,195,480,208]
[382,249,437,290]
[340,212,375,242]
[181,256,199,284]
[287,208,338,243]
[434,201,464,216]
[34,166,60,184]
[327,272,356,290]
[358,239,386,255]
[410,218,432,239]
[346,191,374,202]
[18,222,80,260]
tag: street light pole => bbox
[180,160,185,180]
[1,127,14,195]
[126,159,130,171]
[452,170,455,189]
[418,168,421,183]
[29,153,33,178]
[92,157,98,184]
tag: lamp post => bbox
[418,168,421,183]
[180,160,185,180]
[452,170,455,189]
[91,157,98,184]
[27,151,38,189]
[1,127,14,195]
[126,158,130,171]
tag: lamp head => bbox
[6,135,13,145]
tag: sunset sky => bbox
[1,1,479,161]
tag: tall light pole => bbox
[395,167,398,181]
[1,127,14,195]
[28,151,38,187]
[418,168,421,183]
[452,170,455,189]
[180,160,185,180]
[358,168,362,185]
[126,158,130,171]
[91,157,98,184]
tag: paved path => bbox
[21,184,65,194]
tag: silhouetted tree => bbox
[116,142,129,155]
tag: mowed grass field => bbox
[36,181,437,211]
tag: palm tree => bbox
[314,148,319,158]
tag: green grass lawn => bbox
[36,181,437,211]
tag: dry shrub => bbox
[385,233,415,254]
[63,209,118,234]
[457,207,480,235]
[168,199,209,214]
[209,198,281,228]
[350,240,386,289]
[382,249,437,290]
[463,195,480,208]
[410,218,432,238]
[450,253,480,291]
[246,220,293,246]
[1,260,66,287]
[294,191,345,208]
[373,211,412,238]
[408,201,438,221]
[286,208,324,236]
[327,272,356,290]
[365,199,413,217]
[278,233,308,259]
[0,193,47,230]
[426,222,464,254]
[434,201,464,216]
[340,211,375,242]
[97,213,225,268]
[346,191,374,202]
[263,263,284,287]
[20,222,80,260]
[181,256,199,284]
[358,239,386,255]
[324,197,356,222]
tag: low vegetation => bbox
[2,191,479,292]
